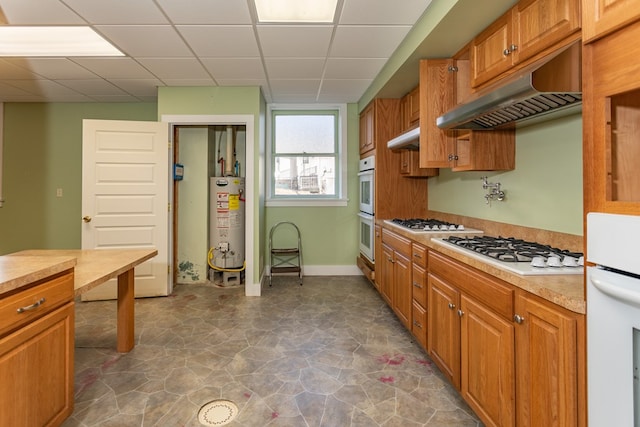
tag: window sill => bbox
[265,198,349,207]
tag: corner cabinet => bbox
[583,19,640,216]
[0,270,75,427]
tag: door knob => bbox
[83,215,92,223]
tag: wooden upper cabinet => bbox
[359,101,375,155]
[471,9,515,88]
[399,86,420,133]
[471,0,581,88]
[583,19,640,216]
[583,0,640,43]
[514,0,581,63]
[419,59,456,168]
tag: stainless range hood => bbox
[437,42,582,130]
[387,126,420,150]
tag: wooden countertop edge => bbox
[380,221,586,314]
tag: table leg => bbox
[117,268,135,352]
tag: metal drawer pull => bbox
[17,297,46,313]
[413,282,423,289]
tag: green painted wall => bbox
[428,113,583,235]
[0,102,157,255]
[265,103,360,269]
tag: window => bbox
[266,104,347,206]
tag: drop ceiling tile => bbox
[257,26,333,57]
[88,94,141,102]
[330,25,412,58]
[324,58,387,79]
[62,0,168,24]
[264,58,325,79]
[136,58,212,80]
[55,79,128,96]
[177,26,260,57]
[319,79,373,103]
[156,0,252,24]
[201,58,265,80]
[340,0,432,24]
[0,81,36,97]
[8,79,88,98]
[269,79,321,95]
[214,79,267,88]
[0,0,85,24]
[0,60,43,79]
[72,58,157,79]
[160,79,217,86]
[109,79,164,97]
[3,58,99,79]
[95,26,193,57]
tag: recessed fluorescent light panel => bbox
[254,0,338,23]
[0,27,124,56]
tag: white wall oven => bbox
[587,212,640,426]
[358,156,375,261]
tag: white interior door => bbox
[81,119,169,300]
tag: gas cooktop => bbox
[432,235,584,276]
[384,218,483,234]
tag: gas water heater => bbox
[209,177,245,269]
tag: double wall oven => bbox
[357,155,375,262]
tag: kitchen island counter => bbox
[379,220,585,314]
[0,254,77,295]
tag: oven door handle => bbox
[358,171,374,177]
[590,268,640,306]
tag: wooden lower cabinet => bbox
[380,229,412,329]
[0,270,75,427]
[379,243,394,305]
[514,291,581,427]
[428,273,461,387]
[461,294,515,427]
[427,250,582,427]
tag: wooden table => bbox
[8,249,157,352]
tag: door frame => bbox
[161,114,258,296]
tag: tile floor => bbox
[62,275,483,426]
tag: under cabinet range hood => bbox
[387,126,420,150]
[437,42,582,130]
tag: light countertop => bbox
[0,255,77,295]
[381,221,585,314]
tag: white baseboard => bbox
[266,264,363,276]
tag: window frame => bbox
[266,104,348,207]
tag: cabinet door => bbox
[373,225,382,291]
[583,20,640,215]
[407,86,420,126]
[379,243,394,305]
[514,0,581,64]
[392,251,412,329]
[514,293,578,427]
[359,102,375,155]
[471,9,514,87]
[452,130,515,172]
[0,303,74,427]
[419,59,456,168]
[583,0,640,42]
[428,273,461,388]
[461,295,515,427]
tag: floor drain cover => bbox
[198,399,239,426]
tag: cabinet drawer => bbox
[411,243,428,268]
[429,251,514,319]
[0,271,74,337]
[412,300,427,349]
[382,229,411,257]
[412,264,427,308]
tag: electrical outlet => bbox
[56,188,63,197]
